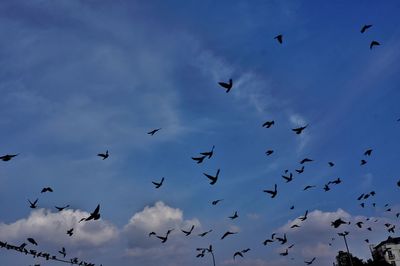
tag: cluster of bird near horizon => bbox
[1,23,399,266]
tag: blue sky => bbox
[0,1,400,265]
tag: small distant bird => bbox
[198,230,212,237]
[397,180,400,187]
[305,257,316,265]
[229,211,239,220]
[290,205,294,210]
[221,231,237,240]
[357,193,365,200]
[296,166,304,174]
[274,34,283,44]
[218,79,233,93]
[58,247,66,258]
[233,251,243,260]
[97,150,109,160]
[212,199,223,205]
[361,159,367,165]
[181,225,195,236]
[148,232,156,237]
[157,229,174,243]
[264,184,278,198]
[282,173,293,183]
[192,156,206,164]
[364,149,373,156]
[365,239,369,243]
[298,210,308,221]
[0,154,19,161]
[27,238,38,246]
[152,177,165,188]
[329,178,342,185]
[291,224,300,228]
[28,199,38,209]
[79,204,100,222]
[292,125,308,135]
[262,120,275,128]
[323,184,330,192]
[279,249,288,256]
[67,228,74,236]
[200,145,215,159]
[356,221,364,228]
[331,218,350,228]
[360,203,365,208]
[265,150,274,156]
[203,169,220,185]
[370,40,380,49]
[147,128,161,135]
[328,162,335,167]
[276,233,287,244]
[263,238,274,245]
[360,24,373,33]
[300,158,313,164]
[55,205,70,211]
[303,185,316,191]
[41,187,53,193]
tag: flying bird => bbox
[364,149,373,156]
[361,159,367,165]
[300,158,313,164]
[282,173,293,183]
[303,185,316,191]
[181,225,195,236]
[328,162,335,167]
[274,34,283,44]
[192,156,206,164]
[212,199,223,205]
[41,187,53,193]
[233,251,243,260]
[370,40,380,49]
[290,205,295,210]
[28,199,38,209]
[292,125,308,135]
[296,166,305,174]
[221,231,237,240]
[265,150,274,156]
[298,210,309,221]
[58,247,66,258]
[331,218,350,228]
[218,79,233,93]
[198,230,212,237]
[203,169,220,185]
[27,238,38,246]
[79,204,100,222]
[157,229,174,243]
[229,211,239,220]
[152,177,165,188]
[200,145,215,159]
[279,249,288,256]
[148,232,156,237]
[276,233,287,244]
[97,150,109,160]
[147,128,161,135]
[55,205,70,211]
[262,120,275,128]
[360,24,372,33]
[305,257,316,265]
[323,184,330,192]
[264,184,278,198]
[67,228,74,236]
[0,154,19,161]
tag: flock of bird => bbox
[0,22,398,266]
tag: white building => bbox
[371,236,400,266]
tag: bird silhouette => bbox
[356,221,364,228]
[263,238,274,245]
[274,34,283,44]
[221,231,237,240]
[370,40,380,49]
[229,211,239,220]
[262,120,275,128]
[328,178,342,185]
[397,180,400,187]
[0,154,19,161]
[79,204,100,222]
[181,225,195,236]
[296,166,305,174]
[218,79,233,93]
[200,145,215,159]
[147,128,161,135]
[28,199,38,209]
[41,187,53,193]
[323,184,330,192]
[303,185,316,191]
[27,238,38,246]
[282,173,293,183]
[198,230,212,237]
[55,205,70,211]
[276,233,287,244]
[264,184,277,198]
[203,169,220,185]
[300,158,313,164]
[192,155,206,164]
[361,159,367,165]
[212,199,223,205]
[279,249,288,256]
[328,162,335,167]
[152,177,165,188]
[58,247,66,258]
[357,193,365,200]
[298,210,309,221]
[265,150,274,156]
[233,251,243,260]
[157,229,174,243]
[148,232,156,237]
[291,224,300,228]
[360,24,372,33]
[97,150,109,160]
[305,257,316,265]
[292,125,308,134]
[331,218,350,228]
[290,205,295,210]
[67,228,74,236]
[364,149,373,156]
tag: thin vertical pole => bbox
[342,235,354,266]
